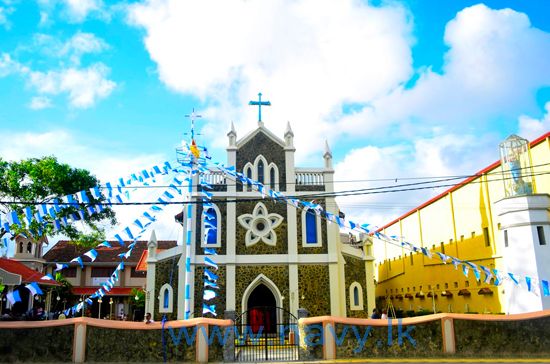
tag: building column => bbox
[226,138,237,312]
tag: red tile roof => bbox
[0,258,59,286]
[135,249,168,272]
[43,240,177,265]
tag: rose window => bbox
[238,202,283,247]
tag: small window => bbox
[270,168,276,190]
[436,284,440,289]
[413,286,416,292]
[445,283,448,289]
[305,211,317,244]
[440,242,445,254]
[504,230,509,247]
[257,160,265,184]
[349,282,363,310]
[454,282,458,288]
[159,283,173,313]
[246,167,252,191]
[91,267,112,277]
[465,281,470,287]
[460,235,464,242]
[62,267,77,278]
[19,242,23,254]
[537,226,546,246]
[483,227,491,247]
[26,242,32,253]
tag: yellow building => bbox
[375,132,550,315]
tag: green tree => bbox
[0,156,116,247]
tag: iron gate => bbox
[234,306,299,362]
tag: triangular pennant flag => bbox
[26,282,43,296]
[114,234,125,246]
[435,252,449,263]
[55,263,68,271]
[480,266,492,284]
[204,269,219,281]
[70,256,83,268]
[84,249,98,262]
[97,241,111,248]
[492,269,502,286]
[542,280,550,296]
[6,290,21,304]
[525,276,532,291]
[204,279,219,289]
[202,303,216,316]
[204,248,217,255]
[204,257,218,270]
[203,289,216,301]
[462,264,470,278]
[508,272,520,285]
[420,247,432,259]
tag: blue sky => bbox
[0,0,549,239]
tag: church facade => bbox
[145,118,375,321]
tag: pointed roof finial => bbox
[228,121,236,136]
[324,140,332,158]
[148,229,158,248]
[284,121,294,137]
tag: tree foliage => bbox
[0,156,116,247]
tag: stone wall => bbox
[154,256,181,321]
[235,265,290,314]
[0,326,73,362]
[236,132,287,192]
[334,320,442,358]
[454,315,550,357]
[298,264,331,317]
[87,326,195,362]
[344,255,369,318]
[193,266,226,319]
[236,200,288,255]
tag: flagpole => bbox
[181,109,201,320]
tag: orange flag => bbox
[190,139,200,159]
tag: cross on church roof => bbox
[248,92,271,123]
[185,108,202,140]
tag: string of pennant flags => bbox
[208,161,550,298]
[2,130,549,318]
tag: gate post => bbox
[224,310,236,362]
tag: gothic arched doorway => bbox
[247,284,276,334]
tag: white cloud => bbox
[518,102,550,141]
[0,53,28,76]
[28,63,115,108]
[127,0,413,161]
[334,4,550,140]
[33,32,109,65]
[334,131,499,228]
[29,96,53,109]
[63,0,103,22]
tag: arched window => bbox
[245,164,253,192]
[159,283,173,313]
[27,242,32,254]
[270,168,276,190]
[301,208,322,247]
[305,211,317,244]
[349,282,364,310]
[19,242,23,254]
[163,289,169,309]
[258,160,264,184]
[201,204,221,248]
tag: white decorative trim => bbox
[201,204,222,248]
[242,274,283,314]
[349,282,364,311]
[244,163,253,191]
[268,163,279,191]
[253,155,269,184]
[301,208,322,247]
[159,283,174,313]
[238,202,283,247]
